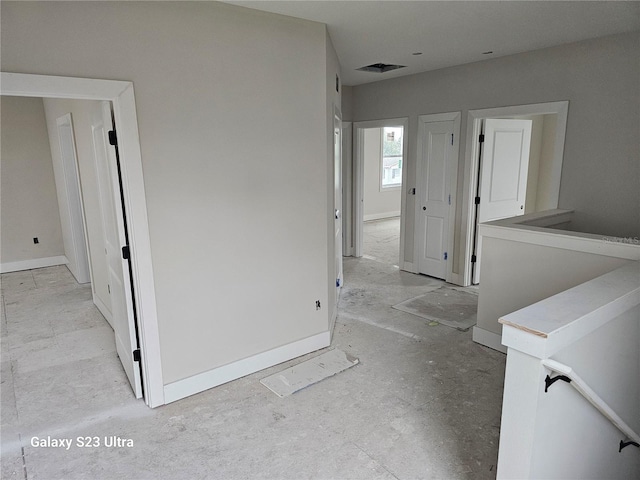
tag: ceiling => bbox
[224,1,640,86]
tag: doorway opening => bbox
[461,101,569,286]
[1,72,163,408]
[353,118,409,269]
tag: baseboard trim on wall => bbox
[363,211,401,222]
[0,255,68,274]
[472,326,508,354]
[163,330,331,404]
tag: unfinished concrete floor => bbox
[363,217,401,266]
[1,254,505,479]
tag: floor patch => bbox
[260,348,359,397]
[392,286,478,331]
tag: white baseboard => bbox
[163,330,331,404]
[473,326,507,354]
[363,211,401,222]
[0,255,68,274]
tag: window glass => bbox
[381,126,403,188]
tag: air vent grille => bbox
[357,63,406,73]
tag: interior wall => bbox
[0,96,64,267]
[536,114,558,212]
[363,128,401,220]
[42,98,111,319]
[1,1,332,385]
[351,32,640,271]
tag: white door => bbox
[473,118,532,283]
[415,120,455,280]
[100,102,143,398]
[334,121,343,297]
[88,106,115,327]
[56,114,92,284]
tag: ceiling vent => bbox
[357,63,406,73]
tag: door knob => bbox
[423,206,426,211]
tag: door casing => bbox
[353,117,409,268]
[1,72,164,408]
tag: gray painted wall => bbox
[363,128,401,220]
[1,96,64,265]
[352,32,640,271]
[1,1,333,385]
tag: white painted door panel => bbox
[334,123,343,297]
[478,119,532,223]
[101,102,142,399]
[416,121,454,280]
[89,108,115,327]
[474,118,532,284]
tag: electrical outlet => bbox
[33,237,39,244]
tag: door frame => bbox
[353,117,409,267]
[460,101,569,286]
[341,121,353,257]
[414,112,461,283]
[1,72,164,408]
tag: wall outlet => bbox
[33,237,39,244]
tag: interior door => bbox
[334,120,343,298]
[100,101,143,398]
[473,118,532,283]
[415,120,454,280]
[89,106,115,327]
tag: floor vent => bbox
[357,63,406,73]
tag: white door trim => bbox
[341,121,354,257]
[415,112,461,283]
[353,117,409,268]
[1,72,164,408]
[460,101,569,286]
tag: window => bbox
[381,126,403,189]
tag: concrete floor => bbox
[363,217,401,266]
[1,233,505,479]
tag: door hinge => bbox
[410,188,416,195]
[471,255,477,263]
[479,134,485,143]
[475,196,480,205]
[448,194,451,205]
[450,133,454,145]
[108,130,118,147]
[122,245,130,260]
[444,252,448,260]
[133,349,141,362]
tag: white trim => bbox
[341,122,354,257]
[1,72,164,408]
[472,326,508,354]
[163,331,331,404]
[461,101,569,286]
[415,112,461,284]
[363,211,401,222]
[353,118,408,265]
[0,256,68,274]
